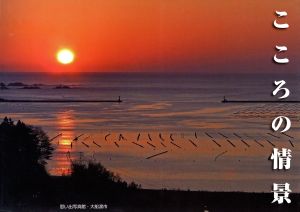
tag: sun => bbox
[56,49,75,65]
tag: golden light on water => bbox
[48,111,75,176]
[58,111,75,146]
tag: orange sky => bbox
[0,0,300,73]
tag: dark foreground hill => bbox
[1,185,299,212]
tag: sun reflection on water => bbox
[48,110,76,176]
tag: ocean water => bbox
[0,72,300,192]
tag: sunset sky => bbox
[0,0,300,73]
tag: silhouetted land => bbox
[0,97,122,103]
[222,96,300,104]
[2,187,300,211]
[0,118,299,211]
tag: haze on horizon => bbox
[0,0,300,73]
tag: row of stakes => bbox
[50,131,296,160]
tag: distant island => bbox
[7,82,28,87]
[0,83,9,90]
[1,82,74,90]
[55,85,71,89]
[21,86,41,89]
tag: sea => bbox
[0,71,300,192]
